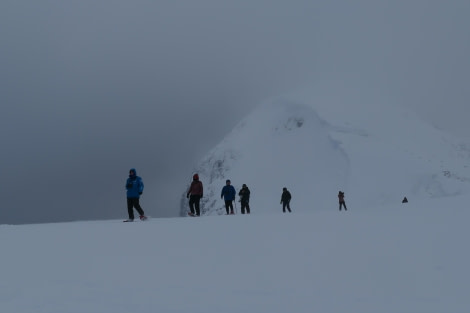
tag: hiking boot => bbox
[139,215,148,221]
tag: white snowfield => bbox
[2,196,470,313]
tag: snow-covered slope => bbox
[182,96,470,216]
[3,197,470,313]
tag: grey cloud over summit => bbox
[1,0,469,224]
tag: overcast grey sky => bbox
[1,0,469,224]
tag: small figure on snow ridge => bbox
[221,179,236,215]
[187,173,203,216]
[124,168,147,222]
[238,184,251,214]
[280,187,292,213]
[338,191,347,211]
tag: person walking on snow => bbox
[238,184,251,214]
[221,179,236,215]
[338,191,347,211]
[124,168,147,222]
[186,173,203,216]
[280,187,292,213]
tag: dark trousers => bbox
[189,195,201,216]
[127,198,145,219]
[339,201,347,211]
[282,201,291,212]
[225,200,234,214]
[240,201,250,214]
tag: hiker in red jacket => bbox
[186,174,203,216]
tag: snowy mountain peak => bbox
[181,97,470,216]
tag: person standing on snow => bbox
[221,179,236,215]
[280,187,292,213]
[186,173,203,216]
[338,191,347,211]
[124,168,147,222]
[238,184,251,214]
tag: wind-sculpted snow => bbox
[181,96,470,216]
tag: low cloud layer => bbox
[1,0,468,224]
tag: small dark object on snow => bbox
[402,197,408,203]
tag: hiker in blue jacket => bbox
[221,179,236,215]
[124,168,147,222]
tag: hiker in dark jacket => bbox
[238,184,251,214]
[338,191,347,211]
[186,173,203,216]
[221,179,236,215]
[124,168,147,222]
[280,187,292,213]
